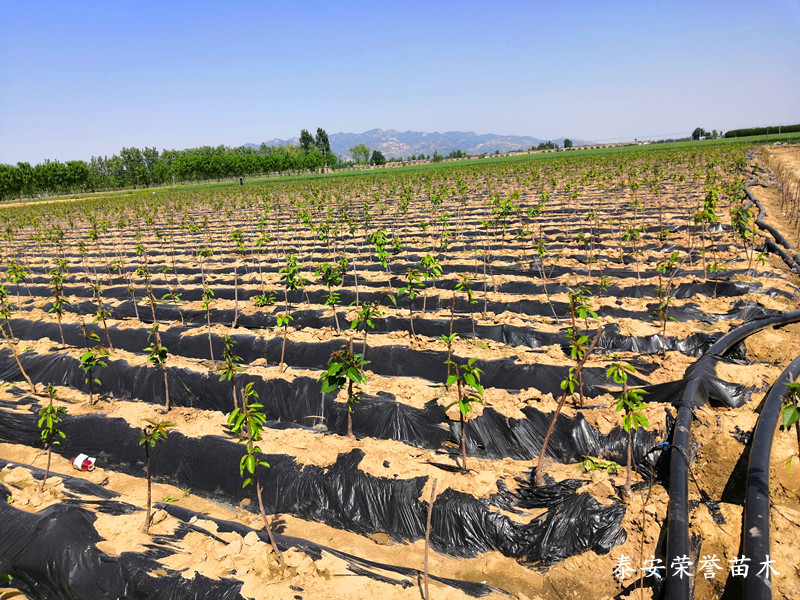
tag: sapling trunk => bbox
[423,477,439,600]
[42,441,53,493]
[535,329,603,486]
[408,296,416,339]
[460,406,467,472]
[143,269,170,411]
[625,419,633,498]
[255,475,284,565]
[142,443,153,533]
[206,309,215,363]
[232,267,239,328]
[280,290,289,372]
[56,313,65,345]
[351,258,360,307]
[0,322,35,394]
[94,289,113,349]
[128,285,140,321]
[347,379,354,438]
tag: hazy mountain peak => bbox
[252,129,579,158]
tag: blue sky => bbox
[1,1,798,164]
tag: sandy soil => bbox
[1,147,800,599]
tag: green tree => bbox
[299,129,315,154]
[350,143,370,164]
[370,150,386,165]
[563,138,573,148]
[314,128,331,155]
[691,127,708,141]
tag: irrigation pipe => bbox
[742,355,800,599]
[665,309,800,600]
[742,154,800,273]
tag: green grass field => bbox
[10,132,799,206]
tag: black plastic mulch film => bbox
[2,153,799,598]
[0,309,790,598]
[0,459,505,599]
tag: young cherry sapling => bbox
[144,323,170,411]
[38,385,66,492]
[315,258,348,333]
[536,328,604,486]
[228,382,283,564]
[0,284,36,394]
[218,334,243,411]
[278,254,307,372]
[139,419,173,533]
[398,268,425,339]
[455,273,477,342]
[444,357,484,472]
[607,362,649,499]
[318,342,369,438]
[439,332,459,384]
[80,321,110,406]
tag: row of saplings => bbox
[22,287,800,587]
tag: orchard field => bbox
[0,143,799,600]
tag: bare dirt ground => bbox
[2,146,800,600]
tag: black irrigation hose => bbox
[665,309,800,600]
[742,355,800,600]
[743,179,800,274]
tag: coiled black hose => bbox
[665,310,800,599]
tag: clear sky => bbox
[1,1,798,164]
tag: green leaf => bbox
[328,363,342,375]
[782,404,800,429]
[245,454,256,475]
[320,380,340,393]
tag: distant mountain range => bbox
[247,129,585,159]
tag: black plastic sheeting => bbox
[36,281,792,332]
[0,500,246,600]
[5,317,654,395]
[634,353,752,410]
[456,406,670,475]
[23,267,795,305]
[0,404,628,565]
[741,355,800,600]
[157,505,510,597]
[9,315,725,374]
[0,347,670,466]
[0,460,508,599]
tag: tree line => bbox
[724,124,800,138]
[0,128,343,201]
